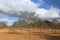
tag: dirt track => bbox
[0,28,60,40]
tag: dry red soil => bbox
[0,28,60,40]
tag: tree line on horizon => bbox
[0,11,60,29]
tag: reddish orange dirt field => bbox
[0,28,60,40]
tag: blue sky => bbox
[0,0,60,26]
[0,13,19,23]
[32,0,60,9]
[0,13,19,20]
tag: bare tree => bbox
[12,11,39,27]
[19,11,39,22]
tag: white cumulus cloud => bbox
[36,7,60,20]
[0,0,38,14]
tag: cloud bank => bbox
[36,7,60,19]
[0,0,37,15]
[0,0,59,18]
[0,0,60,26]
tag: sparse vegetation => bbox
[0,22,8,28]
[0,19,60,29]
[0,11,60,29]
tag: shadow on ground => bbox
[47,36,60,40]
